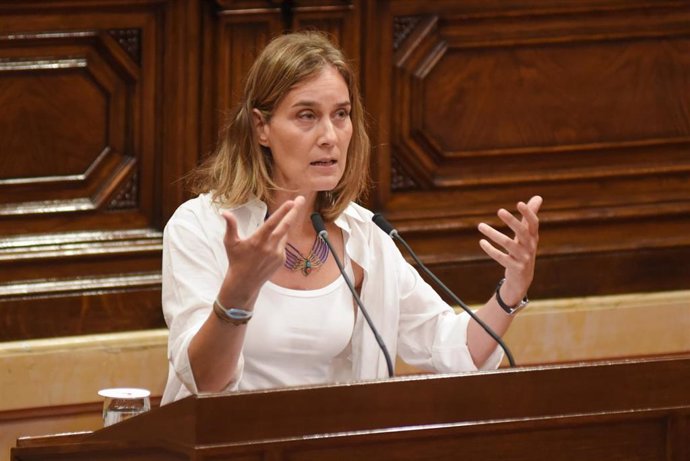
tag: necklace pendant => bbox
[284,235,328,277]
[302,260,312,276]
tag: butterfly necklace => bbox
[266,211,330,276]
[284,236,329,276]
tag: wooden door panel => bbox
[0,0,359,340]
[200,0,359,157]
[365,0,690,301]
[392,13,690,188]
[200,3,281,155]
[0,2,172,340]
[0,31,140,228]
[2,0,687,339]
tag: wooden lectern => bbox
[12,355,690,460]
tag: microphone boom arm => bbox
[373,213,516,368]
[311,214,395,377]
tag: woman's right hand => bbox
[218,196,305,308]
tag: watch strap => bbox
[495,278,529,315]
[213,299,253,325]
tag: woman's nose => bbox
[318,118,337,145]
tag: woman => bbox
[161,31,541,404]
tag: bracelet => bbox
[212,299,253,326]
[495,278,529,316]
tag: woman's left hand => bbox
[477,195,543,305]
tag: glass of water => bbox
[98,388,151,427]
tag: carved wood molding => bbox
[0,56,87,71]
[0,151,140,217]
[108,171,139,209]
[390,154,419,191]
[0,229,162,263]
[0,25,147,226]
[0,229,163,292]
[387,3,690,197]
[393,15,422,50]
[0,228,160,256]
[0,273,162,300]
[0,0,186,340]
[107,28,142,64]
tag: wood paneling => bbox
[12,355,690,460]
[1,0,688,340]
[0,0,190,340]
[277,417,669,460]
[199,0,359,156]
[4,292,689,461]
[363,0,690,302]
[0,1,358,341]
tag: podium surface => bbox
[12,355,690,460]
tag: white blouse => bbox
[239,263,355,390]
[161,194,502,405]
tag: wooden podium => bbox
[12,355,690,460]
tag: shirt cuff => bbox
[171,325,245,395]
[431,310,505,372]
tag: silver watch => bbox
[495,278,529,315]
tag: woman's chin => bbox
[277,175,342,197]
[310,177,342,193]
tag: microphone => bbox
[310,212,394,377]
[372,213,517,368]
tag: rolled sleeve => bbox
[395,257,504,373]
[162,204,244,402]
[431,310,504,372]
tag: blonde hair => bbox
[190,31,370,221]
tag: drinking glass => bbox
[98,388,151,427]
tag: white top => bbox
[161,194,502,405]
[239,261,355,391]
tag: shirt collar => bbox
[221,196,372,274]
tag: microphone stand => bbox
[311,213,395,377]
[372,214,516,368]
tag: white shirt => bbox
[240,265,355,390]
[161,193,502,404]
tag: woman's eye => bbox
[335,109,350,119]
[298,111,316,120]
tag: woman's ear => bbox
[252,109,269,147]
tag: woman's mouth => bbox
[310,159,337,166]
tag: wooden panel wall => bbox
[199,0,360,155]
[1,0,688,341]
[363,0,690,302]
[0,0,199,340]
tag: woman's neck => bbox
[268,191,319,239]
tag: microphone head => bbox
[372,213,397,237]
[310,212,328,237]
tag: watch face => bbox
[213,300,253,325]
[512,299,529,313]
[227,308,252,321]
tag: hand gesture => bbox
[477,195,542,304]
[219,197,305,306]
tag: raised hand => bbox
[477,195,542,305]
[219,196,305,307]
